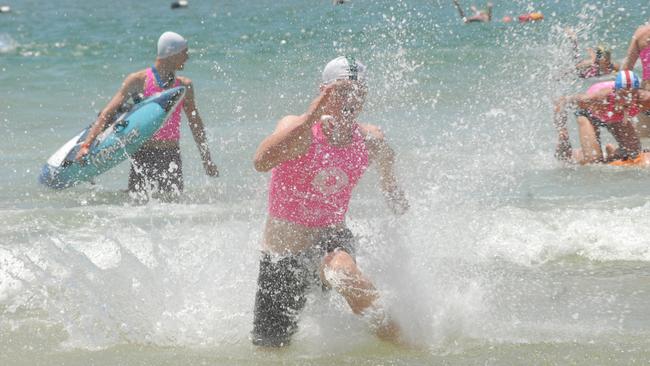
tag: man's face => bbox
[597,56,610,69]
[331,80,367,120]
[173,48,189,70]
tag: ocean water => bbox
[2,0,650,364]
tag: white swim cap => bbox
[322,56,366,84]
[157,31,188,59]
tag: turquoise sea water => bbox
[2,0,650,365]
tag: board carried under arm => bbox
[39,87,186,189]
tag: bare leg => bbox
[636,113,650,139]
[320,250,401,343]
[604,143,618,161]
[576,115,603,163]
[608,119,642,158]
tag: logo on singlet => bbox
[311,167,349,195]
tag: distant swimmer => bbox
[554,71,650,164]
[75,31,218,200]
[170,0,188,9]
[453,0,492,23]
[623,23,650,138]
[251,56,409,348]
[562,29,617,79]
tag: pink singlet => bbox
[144,67,184,141]
[640,46,650,81]
[585,81,639,123]
[268,122,369,228]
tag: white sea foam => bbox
[0,33,17,54]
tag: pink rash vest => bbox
[144,67,184,142]
[268,122,370,228]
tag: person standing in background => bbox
[75,31,218,200]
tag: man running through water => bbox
[75,31,218,199]
[554,71,650,164]
[251,56,409,347]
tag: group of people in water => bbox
[555,24,650,165]
[68,19,650,348]
[451,2,650,166]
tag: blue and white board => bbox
[39,86,186,189]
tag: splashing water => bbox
[3,0,650,364]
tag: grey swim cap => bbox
[322,56,366,84]
[157,31,188,59]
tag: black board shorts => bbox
[251,227,356,347]
[575,109,609,128]
[128,145,183,197]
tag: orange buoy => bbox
[518,12,543,23]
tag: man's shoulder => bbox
[634,25,650,38]
[119,70,147,88]
[358,123,385,141]
[276,114,305,131]
[126,69,148,81]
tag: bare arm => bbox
[564,28,581,64]
[452,0,467,22]
[622,29,641,70]
[575,48,596,70]
[253,84,335,172]
[181,79,218,176]
[362,124,409,216]
[75,72,144,161]
[553,93,592,143]
[554,93,593,118]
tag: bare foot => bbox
[374,317,402,344]
[605,143,617,160]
